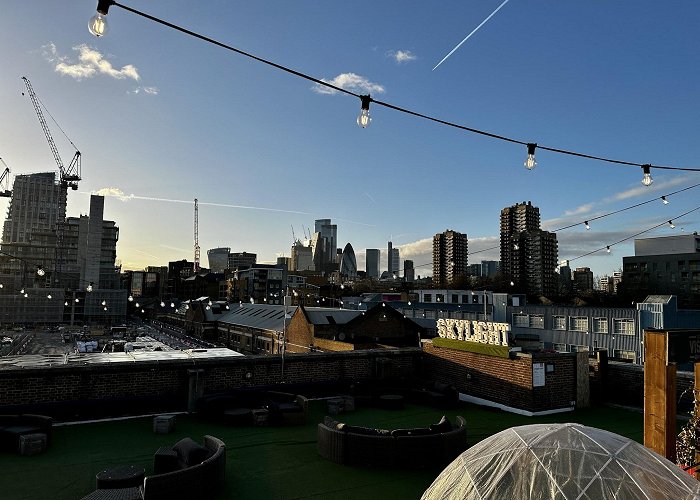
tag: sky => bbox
[1,1,699,279]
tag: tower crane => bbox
[194,198,200,273]
[0,158,11,197]
[21,76,81,190]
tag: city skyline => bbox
[1,1,699,277]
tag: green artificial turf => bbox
[0,403,648,500]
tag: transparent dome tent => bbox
[422,423,700,500]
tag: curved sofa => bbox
[318,415,466,469]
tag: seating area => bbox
[82,435,226,500]
[317,414,467,468]
[195,389,309,425]
[0,414,53,455]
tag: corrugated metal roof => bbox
[218,304,296,332]
[304,308,362,325]
[642,295,673,304]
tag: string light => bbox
[47,294,52,299]
[661,196,669,205]
[128,295,134,302]
[88,1,700,181]
[669,220,676,229]
[641,165,653,186]
[86,283,93,292]
[357,95,372,128]
[88,0,111,37]
[36,266,45,277]
[524,143,537,170]
[584,221,590,230]
[606,246,611,253]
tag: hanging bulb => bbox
[170,302,175,308]
[524,143,537,170]
[141,309,145,313]
[661,196,669,205]
[64,301,68,306]
[88,2,112,37]
[606,246,611,253]
[24,293,28,298]
[20,288,25,294]
[208,300,212,306]
[0,283,3,288]
[47,294,52,299]
[669,220,676,229]
[103,306,108,311]
[75,298,79,303]
[135,302,140,308]
[641,165,653,186]
[128,295,134,302]
[357,95,372,128]
[584,221,590,230]
[88,13,109,37]
[160,301,165,307]
[101,300,106,306]
[87,283,93,292]
[36,266,45,277]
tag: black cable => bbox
[108,2,700,173]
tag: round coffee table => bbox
[96,465,145,489]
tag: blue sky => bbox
[1,1,699,279]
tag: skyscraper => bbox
[291,240,313,271]
[387,242,400,277]
[404,259,415,283]
[365,249,380,278]
[339,243,357,278]
[432,229,468,288]
[207,247,231,273]
[500,201,558,296]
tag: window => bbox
[513,314,529,327]
[613,319,635,336]
[592,318,608,334]
[529,314,544,329]
[553,316,566,330]
[424,294,432,303]
[451,294,459,304]
[554,343,567,352]
[569,317,588,332]
[569,344,589,353]
[613,349,636,362]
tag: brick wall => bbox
[0,349,423,419]
[423,342,576,413]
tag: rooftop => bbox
[3,403,647,499]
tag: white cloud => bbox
[45,43,140,81]
[388,50,417,63]
[312,73,385,95]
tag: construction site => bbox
[0,77,126,326]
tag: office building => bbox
[207,247,230,273]
[339,243,357,278]
[228,252,257,271]
[291,240,313,272]
[387,242,400,276]
[622,233,700,307]
[481,260,500,278]
[500,201,558,296]
[313,219,337,271]
[366,249,380,278]
[574,267,594,294]
[432,230,468,288]
[468,264,482,277]
[404,259,415,283]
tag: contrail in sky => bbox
[84,189,375,226]
[433,0,512,71]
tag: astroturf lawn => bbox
[0,403,646,500]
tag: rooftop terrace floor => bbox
[2,403,647,499]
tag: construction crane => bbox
[194,198,200,273]
[21,76,81,190]
[0,158,11,197]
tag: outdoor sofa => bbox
[196,389,308,425]
[81,435,226,500]
[318,415,466,468]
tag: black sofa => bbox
[0,414,53,453]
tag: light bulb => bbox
[24,293,28,298]
[87,283,93,292]
[135,302,140,308]
[160,301,165,307]
[661,196,669,205]
[101,300,106,306]
[606,246,611,253]
[103,306,108,311]
[88,13,109,37]
[128,295,133,302]
[524,143,537,170]
[669,220,676,229]
[206,305,211,310]
[357,95,372,128]
[141,309,145,313]
[47,294,52,299]
[0,283,3,288]
[75,298,79,303]
[641,165,653,186]
[64,301,68,306]
[170,302,175,308]
[20,288,25,294]
[584,221,590,230]
[37,267,45,276]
